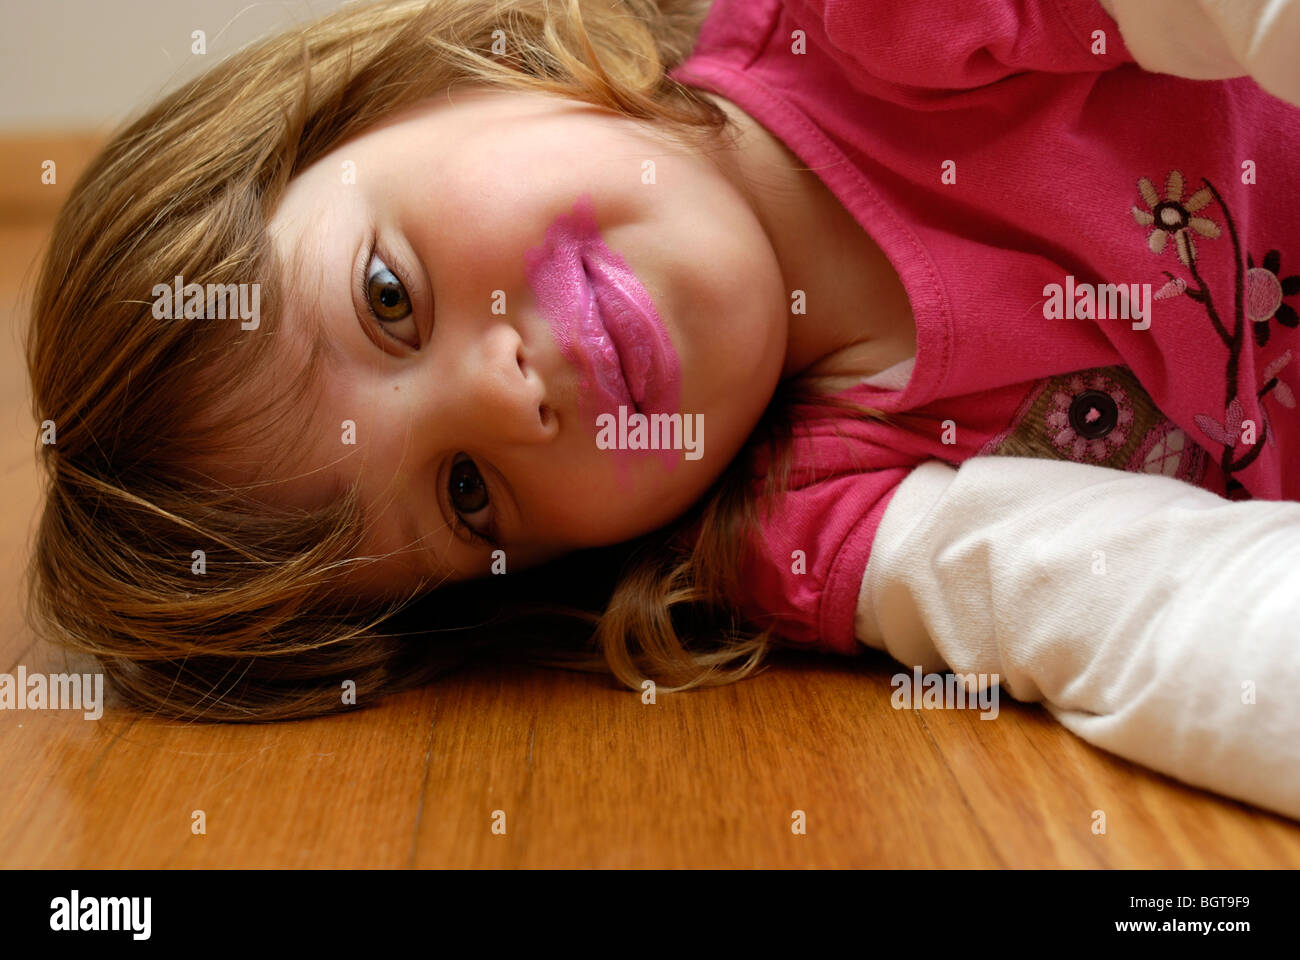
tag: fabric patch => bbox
[977,365,1209,484]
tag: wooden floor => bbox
[2,137,1299,868]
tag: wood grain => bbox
[2,138,1298,868]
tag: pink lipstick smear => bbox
[524,194,683,477]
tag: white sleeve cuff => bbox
[1100,0,1300,107]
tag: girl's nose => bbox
[451,323,557,446]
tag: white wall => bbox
[0,0,354,131]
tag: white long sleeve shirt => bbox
[856,456,1300,821]
[1099,0,1300,107]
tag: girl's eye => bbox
[364,252,419,346]
[449,455,493,543]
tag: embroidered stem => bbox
[1183,259,1229,345]
[1228,430,1266,472]
[1198,178,1260,481]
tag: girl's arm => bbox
[855,456,1300,822]
[1098,0,1300,107]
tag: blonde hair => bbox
[24,0,890,722]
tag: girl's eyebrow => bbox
[280,222,344,370]
[271,192,351,362]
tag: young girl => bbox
[24,0,1300,822]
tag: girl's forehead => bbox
[302,85,611,169]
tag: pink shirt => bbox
[667,0,1300,655]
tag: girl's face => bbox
[251,87,789,598]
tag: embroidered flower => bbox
[1194,396,1246,448]
[1258,350,1295,448]
[1153,276,1186,300]
[1045,372,1134,461]
[1245,250,1300,348]
[1131,170,1220,266]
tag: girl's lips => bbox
[524,194,682,420]
[583,248,679,416]
[573,255,636,411]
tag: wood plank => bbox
[0,132,105,222]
